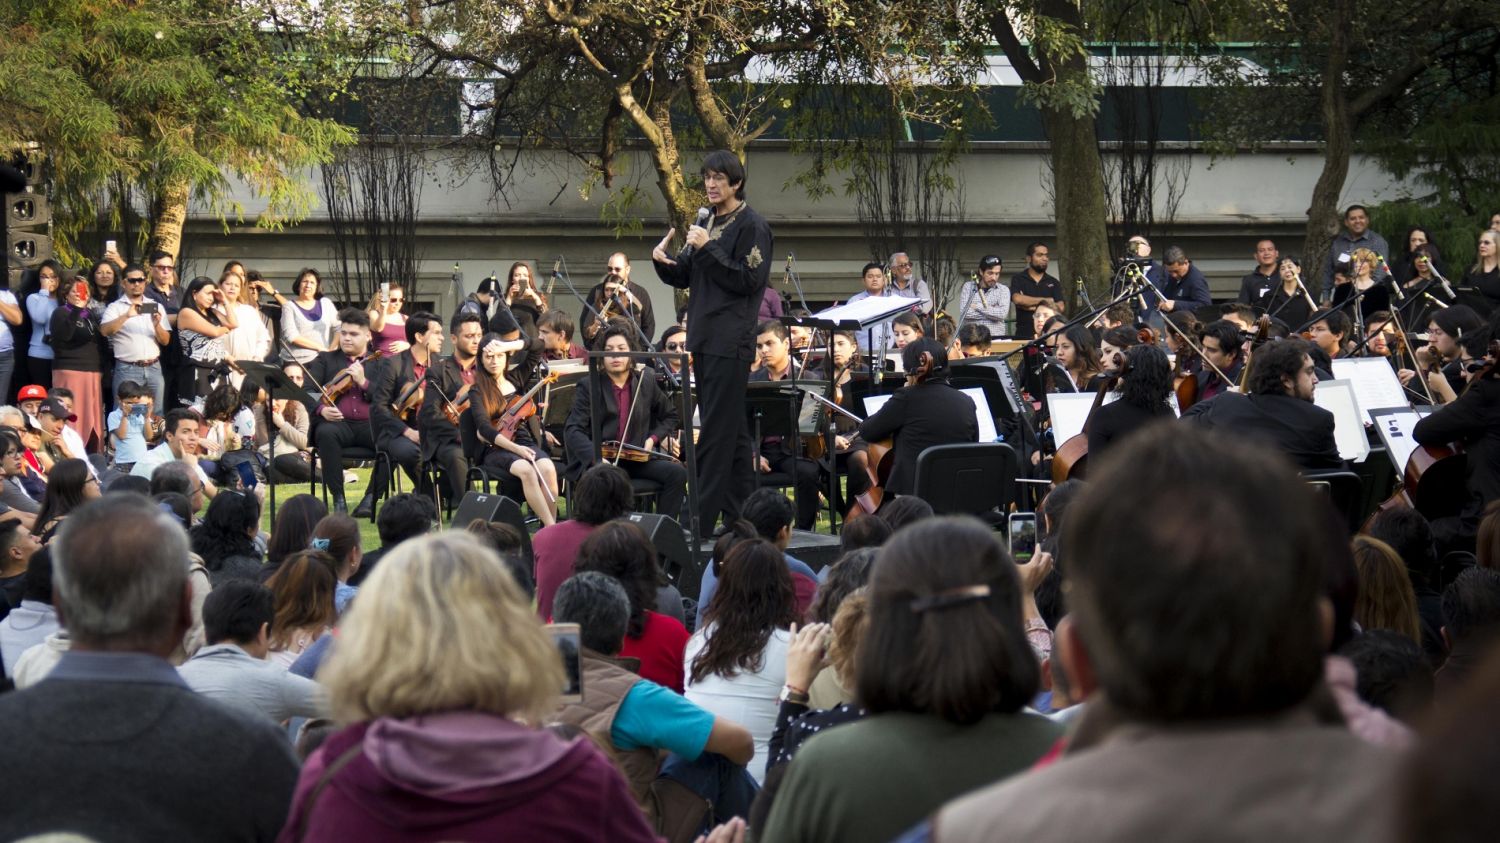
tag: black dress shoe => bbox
[351,493,377,519]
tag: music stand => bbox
[746,382,809,525]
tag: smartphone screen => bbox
[139,301,158,315]
[1008,512,1038,564]
[546,623,583,703]
[73,281,89,301]
[233,460,258,491]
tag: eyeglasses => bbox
[153,264,174,271]
[665,343,686,351]
[892,262,912,269]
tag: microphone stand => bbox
[1128,264,1235,386]
[785,253,812,313]
[552,255,653,352]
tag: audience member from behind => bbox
[1436,567,1500,697]
[1365,504,1446,663]
[347,492,436,587]
[0,545,59,678]
[261,493,327,583]
[177,580,327,723]
[806,548,877,708]
[0,495,298,839]
[695,488,818,627]
[265,550,338,669]
[1351,535,1424,643]
[1399,648,1500,843]
[573,520,690,692]
[466,519,533,598]
[1338,630,1434,726]
[284,534,659,842]
[838,514,890,554]
[932,425,1401,843]
[310,513,363,614]
[533,462,633,619]
[189,489,265,587]
[879,495,934,533]
[552,571,755,831]
[761,519,1057,843]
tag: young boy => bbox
[107,381,157,472]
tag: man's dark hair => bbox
[404,311,440,345]
[552,571,631,655]
[957,323,991,349]
[1442,568,1500,645]
[147,249,174,266]
[1431,305,1485,342]
[1026,241,1048,258]
[1104,303,1136,327]
[862,261,884,277]
[857,517,1039,723]
[22,544,52,604]
[572,463,633,525]
[1220,303,1256,323]
[1064,424,1327,722]
[0,517,25,561]
[464,520,532,598]
[1201,319,1245,362]
[600,321,638,352]
[163,408,197,437]
[203,580,275,645]
[149,461,193,497]
[1248,337,1313,396]
[376,493,438,547]
[1365,505,1439,589]
[540,309,577,341]
[153,492,193,529]
[700,149,746,200]
[1343,203,1368,219]
[337,307,371,330]
[840,515,891,552]
[755,319,788,341]
[1311,308,1350,339]
[1338,630,1433,722]
[880,496,934,532]
[1163,245,1189,266]
[449,308,484,336]
[742,488,794,540]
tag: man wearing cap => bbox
[16,385,45,424]
[36,398,82,463]
[958,256,1012,338]
[101,264,172,410]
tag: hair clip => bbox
[909,584,991,613]
[310,537,331,551]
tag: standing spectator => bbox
[1236,239,1281,304]
[0,272,22,401]
[219,269,273,380]
[573,520,690,692]
[846,261,895,353]
[1009,243,1063,339]
[957,255,1011,338]
[101,263,172,410]
[930,425,1400,842]
[686,538,798,784]
[24,260,60,389]
[283,533,659,842]
[189,490,265,587]
[1151,246,1213,320]
[500,262,547,338]
[1392,227,1446,289]
[87,257,122,309]
[533,462,633,619]
[1465,228,1500,308]
[366,280,410,355]
[0,545,58,677]
[888,251,934,314]
[279,268,339,365]
[142,250,186,408]
[1321,203,1391,293]
[264,550,338,669]
[0,495,299,839]
[48,276,105,451]
[177,276,237,403]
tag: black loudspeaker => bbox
[2,151,51,282]
[6,192,49,228]
[623,512,703,599]
[453,491,532,562]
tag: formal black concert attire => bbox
[748,367,820,530]
[308,350,389,510]
[1331,281,1391,323]
[563,368,686,519]
[418,354,478,505]
[367,348,427,492]
[1086,399,1175,464]
[1465,265,1500,312]
[1180,392,1341,471]
[1009,270,1064,340]
[857,376,978,498]
[655,204,773,537]
[1258,285,1314,330]
[581,280,655,344]
[469,372,548,473]
[1195,359,1244,403]
[822,367,873,507]
[1413,375,1500,524]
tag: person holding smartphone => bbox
[101,264,173,411]
[107,380,157,473]
[48,279,105,451]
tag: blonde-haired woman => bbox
[1331,246,1390,322]
[279,533,657,842]
[1466,228,1499,309]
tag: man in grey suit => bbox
[0,494,299,841]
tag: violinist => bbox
[1098,325,1143,378]
[1398,305,1486,403]
[856,338,978,498]
[1196,319,1246,402]
[582,256,655,344]
[1087,344,1174,463]
[308,309,388,517]
[1165,310,1203,381]
[369,311,443,498]
[748,320,819,530]
[537,310,587,361]
[1413,331,1500,529]
[471,333,560,526]
[563,324,685,519]
[958,323,992,358]
[1306,308,1352,361]
[418,310,483,507]
[1056,324,1103,392]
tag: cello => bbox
[843,353,942,522]
[1050,327,1154,482]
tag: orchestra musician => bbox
[856,338,978,499]
[1087,344,1175,464]
[306,309,388,517]
[582,254,655,345]
[1196,319,1246,402]
[656,325,689,389]
[749,320,820,530]
[369,311,443,500]
[563,324,686,520]
[890,311,927,351]
[419,310,484,507]
[652,149,773,538]
[1413,331,1500,535]
[1398,305,1486,402]
[1258,256,1315,330]
[824,330,872,505]
[538,310,587,361]
[470,333,560,526]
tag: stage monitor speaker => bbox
[624,512,702,598]
[6,192,49,228]
[7,230,52,268]
[453,491,532,562]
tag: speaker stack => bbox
[452,491,534,562]
[3,151,51,289]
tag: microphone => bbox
[677,207,712,262]
[551,258,562,279]
[1376,256,1405,301]
[1424,257,1456,298]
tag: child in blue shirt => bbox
[107,380,157,470]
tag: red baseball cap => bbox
[17,385,46,401]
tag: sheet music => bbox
[1330,358,1409,421]
[816,296,920,328]
[1369,407,1426,474]
[863,389,999,443]
[1312,378,1371,463]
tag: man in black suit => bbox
[581,252,655,347]
[0,495,297,838]
[1181,337,1342,471]
[369,311,442,501]
[652,149,773,538]
[563,324,686,519]
[419,310,484,507]
[857,339,979,498]
[308,308,386,516]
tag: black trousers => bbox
[315,420,388,499]
[761,440,819,530]
[621,457,688,523]
[378,434,422,490]
[431,442,470,506]
[692,352,754,538]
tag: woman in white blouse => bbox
[216,269,272,384]
[684,537,798,784]
[279,268,338,366]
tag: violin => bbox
[602,440,680,464]
[320,349,387,407]
[392,378,425,424]
[495,371,561,439]
[442,383,474,427]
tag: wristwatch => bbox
[779,684,810,705]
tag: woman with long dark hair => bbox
[49,273,105,450]
[686,538,798,784]
[574,520,690,692]
[470,333,558,525]
[1087,344,1175,462]
[87,258,122,309]
[257,361,312,482]
[1055,323,1102,390]
[189,490,264,586]
[177,276,238,402]
[33,458,99,543]
[502,261,547,337]
[24,260,62,389]
[261,493,328,583]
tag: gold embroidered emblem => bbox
[746,246,763,269]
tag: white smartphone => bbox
[105,239,117,254]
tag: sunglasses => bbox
[665,343,686,351]
[124,277,147,283]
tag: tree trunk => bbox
[1302,0,1354,304]
[1043,106,1113,307]
[149,176,191,259]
